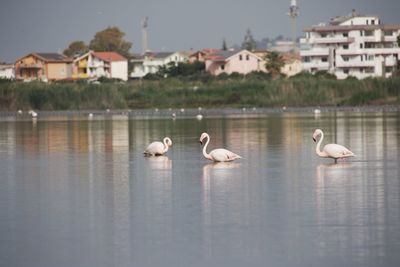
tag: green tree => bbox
[63,41,88,57]
[265,51,284,78]
[89,27,132,57]
[222,39,228,51]
[241,28,257,51]
[397,35,400,47]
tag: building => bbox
[281,52,302,77]
[0,63,14,79]
[189,48,220,63]
[205,49,266,76]
[130,51,189,78]
[300,11,400,79]
[14,53,73,81]
[73,51,128,81]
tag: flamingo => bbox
[313,129,355,163]
[144,137,172,156]
[199,132,242,162]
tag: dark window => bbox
[344,69,349,74]
[239,55,243,60]
[321,57,328,62]
[221,65,225,70]
[246,55,249,60]
[343,44,349,50]
[343,33,348,37]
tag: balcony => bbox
[306,37,355,44]
[18,63,43,69]
[383,36,397,42]
[302,62,329,70]
[300,48,330,57]
[336,61,375,68]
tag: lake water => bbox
[0,111,399,267]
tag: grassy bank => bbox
[0,75,399,111]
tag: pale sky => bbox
[1,0,399,62]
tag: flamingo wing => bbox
[209,148,242,162]
[324,144,355,159]
[144,141,165,155]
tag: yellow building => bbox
[15,53,73,81]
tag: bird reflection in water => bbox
[145,155,172,170]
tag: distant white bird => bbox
[180,108,185,113]
[88,113,93,119]
[144,137,173,156]
[199,132,242,162]
[106,109,110,113]
[313,129,355,163]
[155,108,159,112]
[314,108,321,114]
[17,110,23,115]
[198,107,202,111]
[171,112,176,119]
[196,114,203,120]
[242,107,246,111]
[28,110,37,118]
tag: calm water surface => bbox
[0,112,399,267]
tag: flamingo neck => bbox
[316,132,328,157]
[163,138,169,153]
[202,135,212,160]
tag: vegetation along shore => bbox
[0,72,399,111]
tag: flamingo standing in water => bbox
[313,129,355,163]
[144,137,172,156]
[199,132,242,162]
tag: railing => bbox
[300,48,330,57]
[18,63,43,69]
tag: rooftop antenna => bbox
[288,0,299,53]
[141,16,149,54]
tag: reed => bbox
[0,76,398,111]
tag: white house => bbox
[73,51,128,81]
[130,51,189,78]
[0,63,15,79]
[205,49,266,76]
[300,11,400,79]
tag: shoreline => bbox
[0,105,398,122]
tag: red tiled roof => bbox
[92,52,127,62]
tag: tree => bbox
[89,27,132,57]
[265,51,284,78]
[397,35,400,47]
[241,28,257,51]
[222,39,228,51]
[63,41,88,57]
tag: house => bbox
[205,49,266,76]
[300,11,400,79]
[0,63,14,79]
[14,53,73,81]
[130,51,189,78]
[73,51,128,81]
[281,52,302,77]
[189,48,220,63]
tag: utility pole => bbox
[288,0,299,53]
[141,17,149,54]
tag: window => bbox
[342,56,349,62]
[343,32,348,37]
[360,30,364,36]
[384,31,393,36]
[371,20,375,25]
[360,43,363,49]
[246,55,249,60]
[304,57,310,63]
[367,55,374,61]
[239,55,243,60]
[343,44,349,50]
[321,33,327,38]
[365,31,374,36]
[221,65,225,70]
[321,57,328,62]
[344,69,349,74]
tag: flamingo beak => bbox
[199,140,203,145]
[313,137,316,142]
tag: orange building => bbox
[15,53,73,82]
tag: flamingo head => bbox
[164,137,172,147]
[312,129,323,142]
[199,132,208,145]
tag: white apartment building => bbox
[300,12,400,79]
[130,51,189,78]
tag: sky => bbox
[1,0,399,62]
